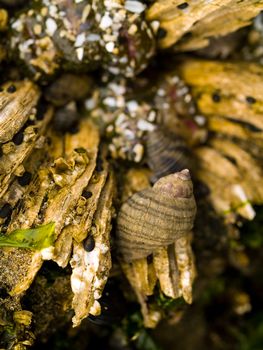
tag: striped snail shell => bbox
[116,169,196,262]
[146,128,192,181]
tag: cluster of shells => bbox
[0,0,263,349]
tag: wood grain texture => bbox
[147,0,263,49]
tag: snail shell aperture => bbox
[116,169,196,262]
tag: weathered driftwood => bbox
[0,114,116,331]
[147,0,263,50]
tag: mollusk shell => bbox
[146,128,192,181]
[117,169,196,262]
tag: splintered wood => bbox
[0,110,116,326]
[147,0,263,49]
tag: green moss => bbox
[0,222,56,250]
[156,292,185,311]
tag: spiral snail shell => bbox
[146,128,193,181]
[116,169,196,262]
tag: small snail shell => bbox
[116,169,196,262]
[146,128,192,181]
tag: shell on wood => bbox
[116,169,196,262]
[146,128,193,181]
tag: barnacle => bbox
[9,0,155,79]
[0,89,116,345]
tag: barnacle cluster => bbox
[0,1,263,349]
[9,0,155,79]
[0,80,116,347]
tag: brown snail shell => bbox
[146,128,193,181]
[116,169,196,262]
